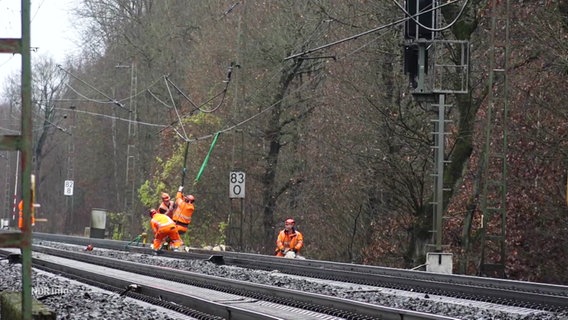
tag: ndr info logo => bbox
[32,287,69,296]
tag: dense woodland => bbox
[1,0,568,284]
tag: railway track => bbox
[34,232,568,313]
[0,246,456,320]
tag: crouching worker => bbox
[275,218,303,258]
[149,209,183,252]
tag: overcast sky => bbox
[0,0,81,93]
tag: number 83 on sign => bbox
[229,172,245,198]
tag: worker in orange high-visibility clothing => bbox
[172,186,194,235]
[18,199,35,230]
[149,209,183,252]
[172,186,195,253]
[157,192,175,218]
[275,218,303,257]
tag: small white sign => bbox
[64,180,74,196]
[229,171,245,198]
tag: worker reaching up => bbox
[157,192,175,218]
[18,199,35,231]
[172,185,195,239]
[149,208,183,252]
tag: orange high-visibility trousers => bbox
[153,225,182,250]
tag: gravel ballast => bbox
[2,241,567,320]
[0,259,193,320]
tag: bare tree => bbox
[2,55,68,204]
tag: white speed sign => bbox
[229,171,245,198]
[64,180,74,196]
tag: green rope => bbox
[194,132,220,184]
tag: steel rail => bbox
[33,232,568,312]
[23,245,457,320]
[0,249,271,320]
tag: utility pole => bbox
[228,3,244,250]
[0,0,34,317]
[65,107,76,232]
[124,62,138,234]
[115,61,138,237]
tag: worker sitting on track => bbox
[157,192,175,218]
[149,208,183,252]
[172,186,195,251]
[18,199,35,231]
[275,218,303,258]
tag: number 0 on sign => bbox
[229,172,245,198]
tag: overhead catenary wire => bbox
[173,91,319,185]
[161,63,236,187]
[164,64,235,184]
[159,62,237,135]
[393,0,469,33]
[164,76,189,141]
[12,14,321,146]
[176,51,324,144]
[183,82,319,145]
[168,62,237,114]
[147,89,174,109]
[53,107,167,128]
[284,0,462,61]
[64,74,165,105]
[57,65,130,112]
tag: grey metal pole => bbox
[20,0,33,317]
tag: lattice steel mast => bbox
[479,0,510,278]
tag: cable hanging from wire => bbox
[160,62,238,134]
[171,61,237,114]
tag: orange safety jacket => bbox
[150,212,182,250]
[18,200,35,230]
[150,213,176,234]
[276,229,303,254]
[158,200,175,218]
[172,191,194,226]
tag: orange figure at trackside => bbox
[157,192,175,218]
[172,185,194,237]
[275,218,303,257]
[18,199,35,230]
[149,208,182,252]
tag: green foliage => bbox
[141,216,152,236]
[217,220,228,245]
[137,112,225,237]
[180,229,192,246]
[138,152,185,210]
[187,210,224,247]
[183,111,222,127]
[138,180,158,208]
[106,211,127,240]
